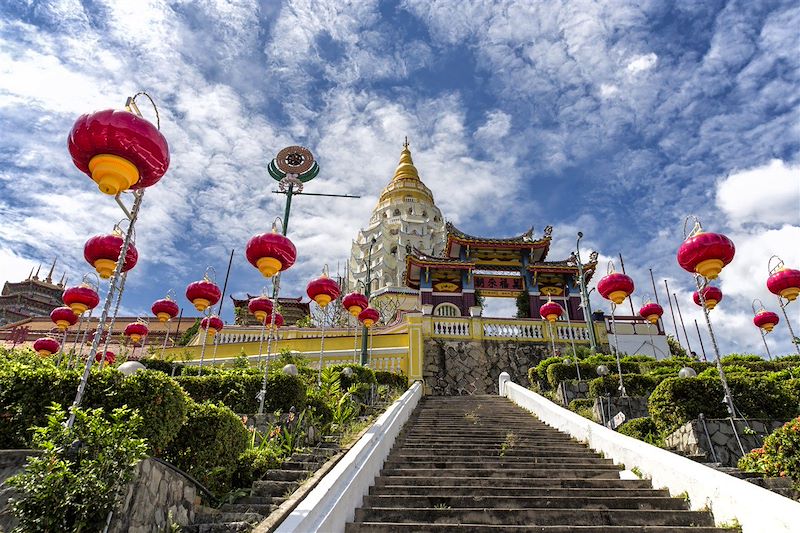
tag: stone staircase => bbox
[347,395,736,532]
[184,442,339,533]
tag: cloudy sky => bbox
[1,0,798,357]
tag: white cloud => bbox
[716,159,800,227]
[0,249,40,291]
[599,83,619,98]
[626,52,658,74]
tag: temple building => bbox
[231,295,310,326]
[348,140,446,318]
[0,260,66,326]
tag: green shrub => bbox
[721,354,763,364]
[163,401,249,497]
[305,390,334,427]
[329,364,376,390]
[588,374,664,398]
[739,416,800,487]
[568,398,594,411]
[232,447,283,488]
[175,371,306,413]
[546,361,640,389]
[648,376,800,434]
[620,355,657,363]
[116,370,189,453]
[375,371,408,390]
[139,358,183,374]
[532,356,561,385]
[617,417,663,446]
[7,405,148,532]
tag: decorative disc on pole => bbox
[50,306,78,330]
[84,230,139,279]
[34,337,60,357]
[693,286,723,310]
[638,301,663,324]
[186,275,221,312]
[767,257,800,302]
[539,299,564,323]
[200,315,224,336]
[248,296,274,324]
[267,145,319,185]
[68,104,169,195]
[124,320,149,343]
[677,217,735,280]
[343,292,369,317]
[151,295,180,322]
[63,283,100,316]
[753,309,780,332]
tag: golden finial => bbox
[403,136,409,149]
[393,137,418,181]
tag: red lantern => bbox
[597,272,635,305]
[33,337,60,357]
[63,284,100,316]
[269,313,284,329]
[343,292,369,317]
[539,300,563,323]
[95,350,116,365]
[200,315,224,336]
[638,302,664,324]
[124,321,149,343]
[186,277,221,312]
[246,231,296,278]
[677,231,735,280]
[753,310,780,333]
[84,232,139,279]
[693,286,723,310]
[151,297,179,322]
[767,267,800,302]
[68,108,169,195]
[358,307,380,328]
[306,274,341,308]
[248,296,274,324]
[50,306,78,330]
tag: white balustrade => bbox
[482,320,543,340]
[431,319,471,338]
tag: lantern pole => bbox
[100,271,128,369]
[197,314,210,375]
[776,298,800,355]
[693,319,708,361]
[317,304,328,385]
[75,308,96,366]
[663,279,681,347]
[256,315,268,369]
[608,302,627,397]
[258,274,282,415]
[55,327,69,367]
[562,296,581,380]
[67,188,144,428]
[575,233,598,352]
[673,292,694,357]
[694,275,736,416]
[361,237,377,365]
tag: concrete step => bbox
[395,448,598,458]
[379,467,622,479]
[193,511,263,525]
[183,522,254,533]
[251,479,299,497]
[261,469,308,482]
[354,508,716,527]
[382,460,620,471]
[237,495,285,505]
[346,524,734,533]
[369,485,671,498]
[388,455,613,465]
[373,476,654,489]
[219,502,275,515]
[362,494,688,510]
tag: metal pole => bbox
[55,328,69,367]
[649,269,660,305]
[759,329,773,361]
[547,321,557,358]
[197,325,209,374]
[575,233,598,352]
[609,303,627,397]
[663,279,681,344]
[67,190,144,428]
[256,319,268,368]
[777,298,800,355]
[217,249,235,318]
[317,305,328,385]
[282,184,294,236]
[100,271,128,368]
[673,292,694,356]
[618,253,636,316]
[694,319,708,361]
[694,276,735,416]
[258,275,281,415]
[562,297,581,380]
[361,238,376,365]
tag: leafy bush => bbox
[7,405,148,533]
[116,370,189,453]
[648,376,800,434]
[721,354,763,364]
[232,447,283,488]
[306,389,334,427]
[531,356,561,385]
[617,417,663,446]
[620,354,657,363]
[375,371,408,390]
[139,357,183,375]
[567,398,595,420]
[329,364,376,390]
[0,361,121,448]
[546,361,640,389]
[739,416,800,487]
[163,401,249,497]
[588,374,664,398]
[175,371,306,413]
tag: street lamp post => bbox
[575,232,598,352]
[360,237,377,366]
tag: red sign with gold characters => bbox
[474,275,524,296]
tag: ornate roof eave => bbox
[445,222,552,251]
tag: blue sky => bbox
[0,0,798,356]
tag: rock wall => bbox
[592,396,649,426]
[555,380,590,406]
[664,418,786,467]
[423,339,548,395]
[0,450,41,531]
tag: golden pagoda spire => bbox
[392,137,419,182]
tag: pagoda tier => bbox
[0,261,66,326]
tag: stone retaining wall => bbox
[664,418,785,467]
[555,380,589,406]
[592,396,649,426]
[423,339,548,395]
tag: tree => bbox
[666,334,688,358]
[516,291,531,318]
[177,318,200,346]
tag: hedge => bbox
[546,361,640,389]
[648,376,800,434]
[139,358,183,375]
[375,371,408,390]
[617,417,662,446]
[739,416,800,486]
[175,371,306,414]
[163,401,249,497]
[232,447,283,488]
[588,374,664,398]
[329,364,376,390]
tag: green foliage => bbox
[305,390,334,427]
[515,291,530,318]
[139,357,183,374]
[375,371,408,390]
[163,401,249,497]
[175,371,306,413]
[648,376,800,434]
[295,314,313,328]
[177,319,200,346]
[0,360,122,448]
[667,335,688,358]
[721,354,763,363]
[739,416,800,487]
[588,374,664,398]
[329,364,376,390]
[531,356,561,385]
[232,351,250,369]
[232,447,282,488]
[7,405,148,533]
[546,361,640,389]
[617,417,663,446]
[116,370,189,453]
[620,354,657,363]
[567,398,595,420]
